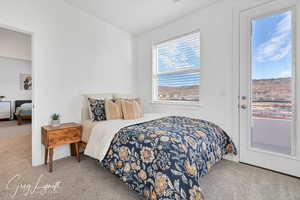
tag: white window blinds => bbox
[153,32,200,102]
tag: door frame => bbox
[0,23,36,165]
[233,0,300,169]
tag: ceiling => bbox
[64,0,221,35]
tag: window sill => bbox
[151,100,204,107]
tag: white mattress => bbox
[84,113,167,161]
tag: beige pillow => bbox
[105,100,123,120]
[120,99,143,120]
[133,98,144,117]
[116,98,144,117]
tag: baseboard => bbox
[223,154,239,163]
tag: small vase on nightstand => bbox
[50,113,60,127]
[51,120,60,127]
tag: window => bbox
[152,32,201,103]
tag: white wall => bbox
[135,0,242,160]
[0,27,31,61]
[0,57,32,114]
[0,0,135,166]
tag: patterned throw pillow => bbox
[88,98,106,121]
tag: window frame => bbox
[152,31,201,105]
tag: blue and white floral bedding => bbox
[101,116,236,200]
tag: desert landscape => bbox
[158,85,199,101]
[158,77,293,119]
[252,77,292,120]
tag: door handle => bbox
[241,104,248,109]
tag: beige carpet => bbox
[0,134,299,200]
[0,120,31,139]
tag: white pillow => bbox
[21,103,32,108]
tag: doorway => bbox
[0,27,33,166]
[239,0,300,177]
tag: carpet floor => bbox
[0,124,299,200]
[0,120,31,139]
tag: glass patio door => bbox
[239,0,300,177]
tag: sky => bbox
[252,10,292,80]
[157,10,292,87]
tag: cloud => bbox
[279,70,291,78]
[158,33,200,70]
[158,42,187,70]
[256,12,292,62]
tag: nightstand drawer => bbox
[0,101,11,119]
[48,127,81,147]
[0,112,10,119]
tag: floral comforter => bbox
[101,116,236,200]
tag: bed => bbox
[81,94,237,200]
[15,100,32,125]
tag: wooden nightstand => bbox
[41,123,82,172]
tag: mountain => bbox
[158,85,199,101]
[252,77,292,101]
